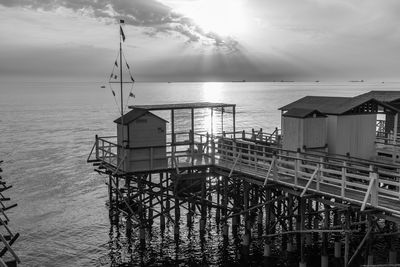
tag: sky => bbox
[1,0,400,82]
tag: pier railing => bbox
[88,133,215,173]
[88,131,400,214]
[213,136,400,215]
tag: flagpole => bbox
[120,21,124,148]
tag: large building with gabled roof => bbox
[279,91,399,160]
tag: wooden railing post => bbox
[108,144,112,164]
[95,135,99,159]
[272,152,278,181]
[295,149,300,186]
[398,169,400,200]
[316,162,321,192]
[211,138,216,165]
[206,133,209,155]
[319,157,324,183]
[101,139,105,160]
[341,161,347,198]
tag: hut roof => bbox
[353,91,400,103]
[279,96,351,114]
[114,108,168,125]
[279,96,399,115]
[283,108,326,118]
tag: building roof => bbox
[129,102,235,111]
[279,96,351,114]
[283,108,326,118]
[114,108,168,125]
[353,91,400,103]
[279,95,399,115]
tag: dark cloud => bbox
[0,0,239,52]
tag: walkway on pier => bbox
[89,131,400,217]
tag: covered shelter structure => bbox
[279,94,399,160]
[96,102,236,174]
[130,102,237,148]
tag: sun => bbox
[176,0,246,37]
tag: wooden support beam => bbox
[347,225,373,266]
[361,170,378,211]
[300,165,320,197]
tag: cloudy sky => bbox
[1,0,400,82]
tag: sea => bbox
[0,81,399,266]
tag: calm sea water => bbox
[0,81,398,266]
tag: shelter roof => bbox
[353,91,400,103]
[114,108,168,125]
[279,95,399,115]
[129,102,235,111]
[279,96,351,114]
[283,108,326,118]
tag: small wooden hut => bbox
[281,108,327,152]
[114,108,168,172]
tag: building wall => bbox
[282,116,327,151]
[303,117,327,148]
[116,124,128,146]
[327,116,338,154]
[128,113,166,148]
[282,117,303,151]
[117,113,168,172]
[334,114,376,159]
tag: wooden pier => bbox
[0,161,20,267]
[88,102,400,266]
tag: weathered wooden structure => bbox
[281,108,327,152]
[0,161,20,266]
[88,98,400,267]
[280,95,399,160]
[114,108,168,172]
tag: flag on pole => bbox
[126,63,130,69]
[130,76,135,82]
[129,92,135,98]
[120,19,125,24]
[112,90,116,96]
[114,60,118,67]
[120,26,125,42]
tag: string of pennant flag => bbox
[104,19,136,114]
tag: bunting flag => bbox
[130,76,135,82]
[129,92,135,98]
[110,73,113,79]
[120,19,125,24]
[114,75,118,79]
[100,85,106,88]
[126,63,130,69]
[115,61,118,67]
[120,26,125,42]
[112,90,116,96]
